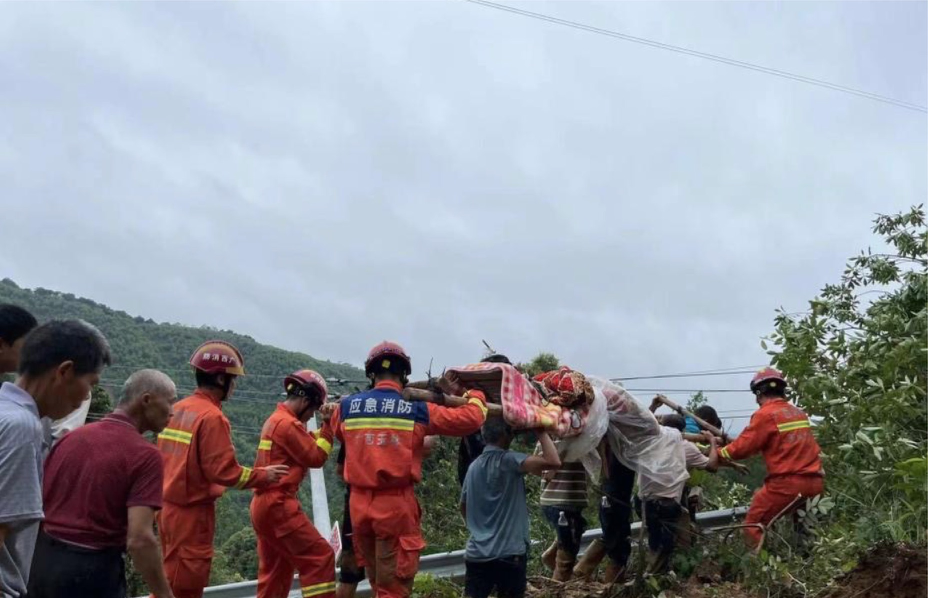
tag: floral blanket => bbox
[441,363,590,437]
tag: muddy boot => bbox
[573,539,606,580]
[603,559,626,584]
[553,549,576,582]
[541,540,558,571]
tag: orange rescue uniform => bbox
[330,381,487,598]
[157,389,275,598]
[251,403,336,598]
[719,398,824,547]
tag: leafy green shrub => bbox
[768,206,927,544]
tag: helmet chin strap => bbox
[296,399,313,421]
[220,375,234,401]
[293,389,323,421]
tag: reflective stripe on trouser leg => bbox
[253,496,336,598]
[303,581,337,597]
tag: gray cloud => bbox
[1,1,924,431]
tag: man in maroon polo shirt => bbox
[28,369,178,598]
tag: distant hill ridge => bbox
[0,278,365,397]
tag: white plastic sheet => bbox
[49,396,91,445]
[557,386,609,480]
[587,376,688,493]
[636,427,690,500]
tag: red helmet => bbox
[284,369,328,404]
[365,341,411,378]
[189,340,245,376]
[750,367,786,394]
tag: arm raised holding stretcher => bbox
[402,387,503,417]
[424,389,488,436]
[650,394,730,442]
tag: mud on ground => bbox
[522,543,926,598]
[524,575,761,598]
[821,542,927,598]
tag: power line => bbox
[611,365,765,381]
[102,364,367,384]
[97,380,748,401]
[86,412,753,435]
[102,366,743,387]
[99,362,761,389]
[464,0,928,114]
[95,356,768,402]
[98,378,363,398]
[85,413,267,435]
[625,388,745,393]
[97,380,278,401]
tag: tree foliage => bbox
[518,352,560,377]
[90,384,113,413]
[686,390,708,411]
[767,206,927,543]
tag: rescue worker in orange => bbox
[326,341,487,598]
[719,367,824,549]
[157,341,288,598]
[251,369,336,598]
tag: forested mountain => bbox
[0,278,367,585]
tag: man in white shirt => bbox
[636,414,718,574]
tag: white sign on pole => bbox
[306,416,332,540]
[328,521,342,562]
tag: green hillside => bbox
[0,278,369,585]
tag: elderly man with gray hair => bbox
[28,369,178,598]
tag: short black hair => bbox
[660,413,686,431]
[694,405,722,429]
[481,354,512,365]
[0,304,38,345]
[18,320,112,377]
[481,417,513,445]
[195,370,223,389]
[758,386,787,400]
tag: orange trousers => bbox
[744,475,824,548]
[251,493,336,598]
[158,502,215,598]
[349,487,426,598]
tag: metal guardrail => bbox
[187,506,748,598]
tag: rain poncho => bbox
[587,377,689,496]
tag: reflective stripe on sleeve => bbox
[777,420,811,433]
[235,466,253,489]
[467,397,488,417]
[317,437,333,455]
[158,428,192,445]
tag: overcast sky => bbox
[1,1,925,431]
